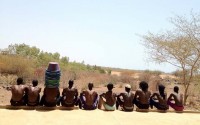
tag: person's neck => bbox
[174,91,178,94]
[142,90,147,92]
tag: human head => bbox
[32,80,38,87]
[158,84,165,94]
[158,84,166,99]
[17,77,23,85]
[88,83,93,90]
[68,80,74,88]
[174,86,179,93]
[107,83,114,91]
[139,81,148,92]
[125,84,131,92]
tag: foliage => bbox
[144,70,163,76]
[0,43,107,81]
[142,12,200,104]
[93,65,106,74]
[107,69,112,75]
[0,54,35,79]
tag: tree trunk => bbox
[183,85,189,105]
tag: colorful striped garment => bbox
[45,70,61,88]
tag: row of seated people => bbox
[10,78,184,111]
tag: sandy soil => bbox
[0,109,200,125]
[1,83,200,125]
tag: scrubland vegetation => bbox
[0,44,169,92]
[1,43,200,110]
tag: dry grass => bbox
[0,74,18,85]
[0,54,200,109]
[0,54,35,79]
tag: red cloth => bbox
[167,100,184,111]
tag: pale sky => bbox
[1,0,200,73]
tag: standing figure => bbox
[98,83,117,111]
[116,84,134,111]
[167,86,184,111]
[133,81,151,109]
[79,83,98,110]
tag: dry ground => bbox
[1,79,200,125]
[0,109,200,125]
[1,84,199,111]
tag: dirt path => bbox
[0,109,200,125]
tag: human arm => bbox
[151,93,159,100]
[117,93,123,98]
[93,92,98,105]
[57,88,60,98]
[24,85,29,95]
[134,90,139,100]
[74,89,78,101]
[80,90,85,97]
[99,93,105,98]
[167,94,174,101]
[39,88,41,93]
[62,89,66,96]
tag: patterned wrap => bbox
[45,70,61,88]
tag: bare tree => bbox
[142,12,200,105]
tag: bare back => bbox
[44,87,59,103]
[135,89,151,104]
[151,92,167,105]
[170,92,183,106]
[27,86,41,103]
[121,92,134,107]
[158,93,167,105]
[105,91,116,106]
[11,85,27,101]
[82,90,97,106]
[62,87,78,103]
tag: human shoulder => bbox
[20,84,27,89]
[112,92,117,97]
[82,90,87,94]
[22,84,28,87]
[168,92,175,98]
[72,87,78,91]
[93,90,98,95]
[136,89,142,92]
[36,86,41,91]
[130,91,135,96]
[118,92,124,96]
[135,89,142,94]
[11,85,16,89]
[63,87,67,90]
[152,91,159,96]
